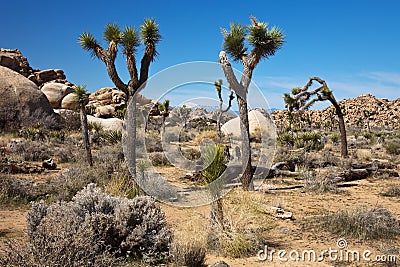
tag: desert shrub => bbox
[52,146,75,163]
[0,174,36,206]
[303,175,341,194]
[277,130,294,147]
[9,140,51,161]
[295,131,323,151]
[47,130,66,144]
[384,140,400,155]
[48,162,110,201]
[322,207,400,240]
[149,152,171,166]
[330,132,340,143]
[381,186,400,197]
[193,130,219,146]
[170,241,206,267]
[60,110,81,131]
[20,184,172,265]
[88,121,103,132]
[0,239,121,267]
[183,148,201,161]
[146,130,163,153]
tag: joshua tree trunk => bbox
[131,94,137,178]
[80,106,93,166]
[329,96,348,158]
[237,96,253,190]
[210,197,224,229]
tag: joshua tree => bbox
[176,105,191,129]
[78,20,161,102]
[218,16,284,190]
[158,99,170,133]
[74,85,93,166]
[214,79,234,138]
[284,77,348,158]
[79,19,161,177]
[202,144,226,229]
[363,110,376,133]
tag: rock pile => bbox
[0,49,72,88]
[271,94,400,130]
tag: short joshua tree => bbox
[284,77,348,158]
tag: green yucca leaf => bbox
[121,26,140,54]
[141,18,161,46]
[104,23,122,43]
[223,23,247,61]
[78,32,99,57]
[74,85,89,106]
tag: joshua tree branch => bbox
[139,46,155,88]
[126,52,139,88]
[219,51,246,97]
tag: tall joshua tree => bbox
[74,85,93,167]
[79,19,161,176]
[78,19,161,101]
[214,79,234,138]
[284,77,348,158]
[218,16,285,190]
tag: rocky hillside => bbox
[271,94,400,130]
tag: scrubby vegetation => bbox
[321,207,400,240]
[1,184,172,266]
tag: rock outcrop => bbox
[0,48,73,88]
[0,66,61,130]
[0,48,33,77]
[222,110,276,140]
[272,94,400,130]
[86,115,124,132]
[41,82,75,108]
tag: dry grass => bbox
[193,130,219,145]
[321,206,400,240]
[207,190,275,258]
[356,149,372,161]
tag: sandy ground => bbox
[1,164,399,266]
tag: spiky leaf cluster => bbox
[74,85,89,106]
[222,17,285,62]
[248,23,284,58]
[141,18,161,48]
[222,23,247,61]
[103,23,122,43]
[121,26,140,54]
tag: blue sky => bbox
[1,0,399,109]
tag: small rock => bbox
[208,261,230,267]
[42,158,57,170]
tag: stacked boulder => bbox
[86,88,127,118]
[0,49,72,88]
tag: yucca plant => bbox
[202,144,227,228]
[219,16,285,190]
[74,85,93,166]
